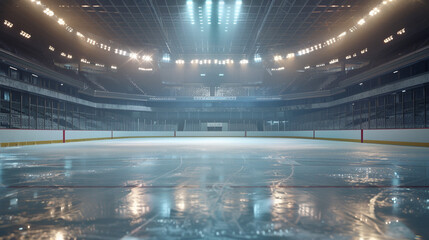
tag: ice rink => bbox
[1,137,429,239]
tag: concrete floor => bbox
[0,137,429,239]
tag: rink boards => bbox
[1,129,429,147]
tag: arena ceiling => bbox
[36,0,374,56]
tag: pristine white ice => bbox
[1,137,429,239]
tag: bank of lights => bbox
[142,55,152,62]
[369,7,380,16]
[329,59,339,64]
[274,55,282,61]
[129,53,138,60]
[239,59,248,64]
[111,66,117,70]
[271,67,284,71]
[81,58,90,64]
[30,0,42,5]
[43,8,54,17]
[397,28,405,35]
[233,0,242,25]
[294,0,396,57]
[76,32,84,38]
[176,59,185,64]
[95,63,104,67]
[4,20,13,28]
[254,54,262,63]
[384,35,394,43]
[48,45,55,51]
[138,67,153,72]
[190,59,234,65]
[20,30,31,39]
[87,38,96,45]
[187,1,195,24]
[57,18,65,26]
[114,49,127,56]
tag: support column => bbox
[9,91,12,128]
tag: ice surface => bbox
[0,137,429,239]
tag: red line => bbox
[361,129,364,143]
[4,185,429,189]
[62,129,65,143]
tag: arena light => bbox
[142,55,152,62]
[239,59,248,64]
[206,0,212,25]
[338,31,347,38]
[393,70,398,74]
[138,67,153,71]
[254,54,262,63]
[198,6,203,29]
[329,58,339,64]
[316,63,325,68]
[271,67,285,71]
[20,30,31,39]
[286,53,295,59]
[48,45,55,51]
[345,55,352,60]
[162,53,170,63]
[357,19,365,25]
[187,0,195,24]
[43,8,54,17]
[384,35,393,43]
[218,0,224,24]
[95,63,104,67]
[67,54,72,59]
[111,66,117,70]
[274,55,283,61]
[76,32,84,38]
[129,53,138,60]
[233,0,242,25]
[225,6,231,26]
[81,58,90,64]
[175,59,185,64]
[60,52,66,57]
[369,7,380,16]
[397,28,405,35]
[57,18,65,25]
[3,20,13,28]
[87,38,97,45]
[361,48,368,54]
[304,66,310,69]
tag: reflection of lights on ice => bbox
[161,201,171,218]
[55,231,64,240]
